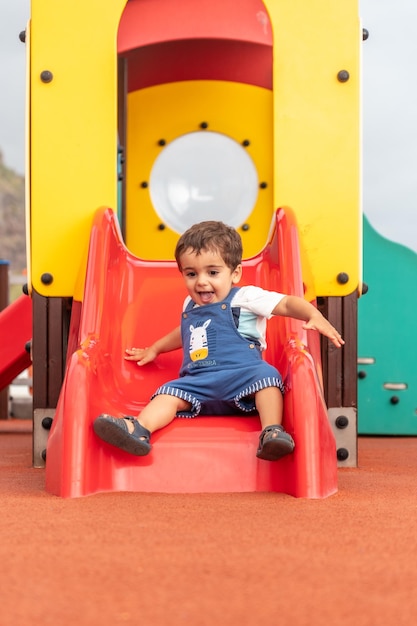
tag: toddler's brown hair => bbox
[175,221,242,271]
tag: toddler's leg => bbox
[255,386,284,429]
[94,395,191,456]
[255,387,295,461]
[137,394,191,433]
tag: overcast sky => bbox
[0,1,416,253]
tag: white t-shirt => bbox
[183,286,286,350]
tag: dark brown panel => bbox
[32,292,72,410]
[318,294,357,409]
[32,290,48,410]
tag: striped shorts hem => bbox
[151,386,201,418]
[234,376,284,412]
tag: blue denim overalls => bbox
[152,287,284,417]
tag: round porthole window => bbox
[149,131,258,233]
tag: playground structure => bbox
[0,260,32,420]
[45,205,338,497]
[358,218,417,435]
[8,0,366,496]
[0,294,32,391]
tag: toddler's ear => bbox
[232,264,243,283]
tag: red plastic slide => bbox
[0,294,32,390]
[45,207,337,498]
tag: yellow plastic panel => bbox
[24,19,32,292]
[126,81,273,260]
[29,0,128,298]
[264,0,361,295]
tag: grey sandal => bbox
[93,414,151,456]
[256,424,295,461]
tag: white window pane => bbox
[149,131,258,233]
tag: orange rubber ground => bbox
[1,419,416,626]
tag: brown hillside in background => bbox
[0,151,26,274]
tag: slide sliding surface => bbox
[45,207,337,498]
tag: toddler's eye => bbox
[185,271,196,278]
[209,270,219,276]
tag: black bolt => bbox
[337,272,349,285]
[390,396,400,405]
[19,30,26,43]
[200,122,209,129]
[259,182,268,189]
[337,448,349,461]
[24,341,32,354]
[241,223,250,231]
[22,282,29,295]
[41,273,53,285]
[158,139,166,146]
[362,282,369,295]
[41,417,53,430]
[358,370,367,379]
[337,70,350,83]
[118,173,123,181]
[40,70,53,83]
[335,415,349,429]
[242,140,250,147]
[157,223,166,231]
[41,449,47,461]
[140,181,148,188]
[362,28,369,41]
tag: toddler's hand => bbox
[125,346,158,366]
[302,315,345,348]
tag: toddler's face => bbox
[179,247,242,306]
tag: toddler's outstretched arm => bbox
[272,295,345,348]
[125,326,182,366]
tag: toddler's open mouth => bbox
[198,292,214,303]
